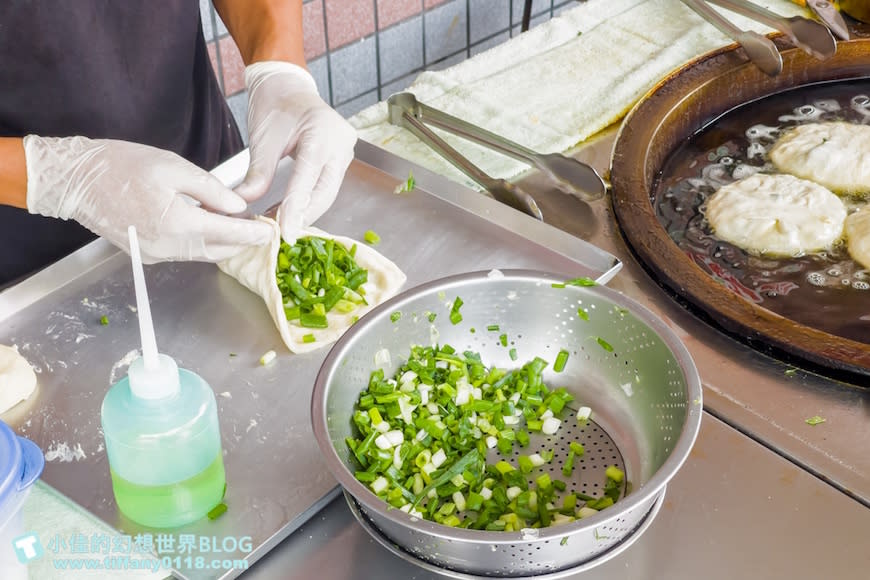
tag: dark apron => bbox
[0,1,244,286]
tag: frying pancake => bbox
[705,173,846,256]
[845,205,870,270]
[769,122,870,195]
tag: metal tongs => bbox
[387,92,608,221]
[681,0,837,77]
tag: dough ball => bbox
[0,345,37,414]
[769,122,870,195]
[845,205,870,270]
[705,173,846,256]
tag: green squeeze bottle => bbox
[101,226,226,528]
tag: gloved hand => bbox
[24,136,272,263]
[234,61,357,241]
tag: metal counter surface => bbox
[245,412,870,580]
[355,135,870,507]
[0,153,619,580]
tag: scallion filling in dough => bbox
[276,236,369,329]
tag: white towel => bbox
[350,0,808,191]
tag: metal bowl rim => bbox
[311,269,702,543]
[343,487,667,579]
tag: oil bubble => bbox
[813,99,840,112]
[853,281,869,290]
[806,272,827,286]
[746,124,778,140]
[747,142,766,159]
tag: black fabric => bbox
[0,1,244,285]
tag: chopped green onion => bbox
[207,502,228,520]
[499,334,508,347]
[99,315,109,326]
[605,465,625,483]
[562,451,576,477]
[449,297,464,325]
[394,171,416,194]
[259,350,277,365]
[509,348,518,361]
[349,343,612,530]
[300,312,328,328]
[577,308,589,321]
[566,277,596,287]
[302,334,316,344]
[487,324,500,332]
[805,415,826,426]
[596,337,614,352]
[554,349,569,372]
[390,311,402,323]
[364,230,381,245]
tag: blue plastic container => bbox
[0,420,44,574]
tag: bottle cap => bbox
[128,353,180,400]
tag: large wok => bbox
[610,33,870,381]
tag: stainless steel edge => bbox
[354,141,622,285]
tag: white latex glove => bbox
[234,61,357,241]
[24,135,272,263]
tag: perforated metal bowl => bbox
[312,270,702,576]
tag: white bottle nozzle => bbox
[127,226,179,399]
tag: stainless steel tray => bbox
[0,150,620,580]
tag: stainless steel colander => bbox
[311,270,702,576]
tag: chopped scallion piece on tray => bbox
[390,311,402,323]
[394,171,416,194]
[207,502,228,520]
[259,350,277,365]
[99,315,109,326]
[364,230,381,245]
[347,342,621,531]
[805,415,826,426]
[302,334,316,344]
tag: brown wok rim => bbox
[610,36,870,382]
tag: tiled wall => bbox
[201,0,580,137]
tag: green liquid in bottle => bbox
[110,454,226,528]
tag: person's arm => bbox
[6,135,272,263]
[0,137,27,209]
[213,0,305,66]
[214,0,357,242]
